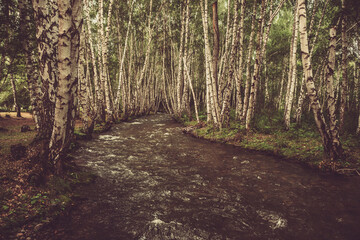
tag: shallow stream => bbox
[43,114,360,239]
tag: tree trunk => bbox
[183,57,199,123]
[176,1,185,116]
[200,0,219,124]
[277,58,287,110]
[84,0,103,122]
[79,22,94,135]
[10,75,21,117]
[19,0,40,126]
[284,1,299,130]
[182,0,191,119]
[297,0,342,161]
[339,0,348,133]
[220,0,239,128]
[241,0,257,122]
[136,0,153,116]
[115,0,135,115]
[31,0,58,139]
[325,26,342,157]
[246,0,266,130]
[99,0,115,122]
[212,1,220,114]
[235,0,246,119]
[49,0,81,173]
[294,74,305,124]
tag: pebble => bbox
[34,223,44,231]
[16,233,24,238]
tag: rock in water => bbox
[10,144,27,160]
[0,127,8,132]
[136,218,208,240]
[21,125,31,132]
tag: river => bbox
[41,114,360,240]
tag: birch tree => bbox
[339,0,348,133]
[49,0,82,173]
[10,75,21,117]
[246,0,267,130]
[325,26,341,155]
[297,0,343,161]
[284,1,299,130]
[115,0,136,116]
[31,0,58,139]
[220,0,239,127]
[241,0,257,122]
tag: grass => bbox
[184,109,360,173]
[0,112,36,157]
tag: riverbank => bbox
[181,118,360,176]
[0,112,102,239]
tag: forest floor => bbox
[0,112,36,157]
[0,112,96,240]
[181,114,360,176]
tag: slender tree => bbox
[297,0,343,161]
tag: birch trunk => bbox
[241,0,257,122]
[115,0,135,114]
[200,0,218,124]
[277,58,287,110]
[182,0,191,119]
[184,57,199,123]
[235,0,246,119]
[298,0,342,161]
[136,0,153,115]
[100,0,115,122]
[325,27,342,156]
[176,2,185,116]
[246,0,266,130]
[294,74,305,123]
[84,0,103,121]
[10,75,21,117]
[295,0,329,123]
[31,0,58,139]
[339,0,348,133]
[79,24,94,135]
[284,1,299,130]
[50,0,81,173]
[19,0,41,126]
[220,0,239,127]
[212,1,220,111]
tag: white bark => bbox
[284,1,299,130]
[50,0,81,172]
[298,0,342,160]
[115,0,136,114]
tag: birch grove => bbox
[2,0,358,173]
